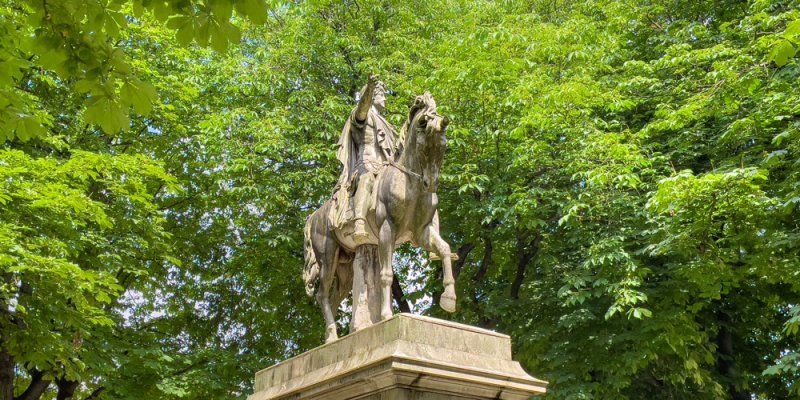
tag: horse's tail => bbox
[302,212,319,297]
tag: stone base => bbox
[247,314,547,400]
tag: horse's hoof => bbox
[325,325,338,343]
[440,294,456,312]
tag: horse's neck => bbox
[397,130,422,177]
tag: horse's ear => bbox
[423,92,436,110]
[409,96,424,120]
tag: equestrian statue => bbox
[303,75,455,343]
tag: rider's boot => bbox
[352,172,373,245]
[353,218,369,244]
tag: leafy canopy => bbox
[2,0,800,399]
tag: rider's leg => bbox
[353,172,375,244]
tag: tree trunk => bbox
[83,387,105,400]
[716,310,749,400]
[510,232,542,300]
[0,346,13,400]
[55,379,79,400]
[391,274,411,313]
[1,271,15,400]
[472,235,493,282]
[453,243,475,280]
[14,369,51,400]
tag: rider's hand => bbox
[368,74,379,91]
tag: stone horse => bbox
[303,92,455,343]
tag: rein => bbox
[384,160,423,181]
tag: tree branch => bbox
[453,243,475,280]
[391,274,411,313]
[472,234,492,282]
[83,387,105,400]
[14,368,51,400]
[510,232,542,300]
[55,378,78,400]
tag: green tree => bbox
[3,0,800,399]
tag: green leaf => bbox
[772,131,794,146]
[196,20,211,46]
[95,291,112,304]
[209,20,233,53]
[85,96,129,133]
[212,1,234,21]
[0,57,28,85]
[75,79,97,93]
[132,1,146,18]
[236,0,268,24]
[165,255,183,267]
[176,25,194,46]
[152,1,174,22]
[166,16,190,30]
[785,20,800,37]
[769,39,797,67]
[121,80,158,115]
[224,23,241,45]
[10,114,47,142]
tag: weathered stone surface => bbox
[351,245,381,332]
[247,314,547,400]
[303,78,456,343]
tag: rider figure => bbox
[335,75,398,244]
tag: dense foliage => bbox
[1,0,799,399]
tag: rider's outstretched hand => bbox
[368,74,379,91]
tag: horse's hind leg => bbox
[316,235,340,343]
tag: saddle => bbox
[327,164,388,230]
[328,184,354,229]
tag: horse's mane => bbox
[395,92,437,161]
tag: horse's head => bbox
[402,92,450,193]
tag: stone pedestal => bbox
[247,314,547,400]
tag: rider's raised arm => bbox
[354,74,378,124]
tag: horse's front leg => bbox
[378,220,395,320]
[419,223,456,312]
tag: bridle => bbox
[387,106,442,182]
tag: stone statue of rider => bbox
[333,75,398,244]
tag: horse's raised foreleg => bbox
[378,220,395,320]
[420,224,456,312]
